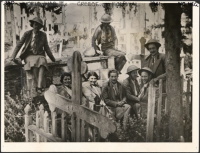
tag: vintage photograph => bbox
[1,0,199,152]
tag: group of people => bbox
[56,64,161,131]
[10,14,166,130]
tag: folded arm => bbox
[102,86,118,107]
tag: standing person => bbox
[123,65,141,120]
[92,14,127,73]
[10,17,57,95]
[143,39,166,83]
[58,72,72,99]
[102,69,131,130]
[137,67,154,119]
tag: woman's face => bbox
[63,76,71,87]
[141,71,150,84]
[88,75,97,86]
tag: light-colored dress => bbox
[57,85,72,100]
[82,82,111,118]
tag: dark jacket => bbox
[92,24,117,51]
[11,30,55,62]
[102,81,126,107]
[123,77,140,104]
[143,52,166,79]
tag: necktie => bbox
[151,56,155,65]
[32,33,38,54]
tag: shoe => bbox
[93,52,101,57]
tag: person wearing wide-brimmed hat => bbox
[10,17,57,96]
[143,39,166,84]
[137,67,154,119]
[138,67,154,88]
[92,14,127,74]
[123,65,141,120]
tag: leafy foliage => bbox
[4,2,63,17]
[102,3,114,15]
[117,118,147,142]
[4,92,27,142]
[112,103,191,142]
[4,89,51,142]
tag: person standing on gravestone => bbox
[10,17,58,96]
[143,39,166,86]
[92,14,127,74]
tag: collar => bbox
[90,84,98,87]
[151,52,159,57]
[64,85,71,89]
[145,52,160,60]
[129,77,137,83]
[32,30,40,37]
[109,80,119,87]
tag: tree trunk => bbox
[164,4,183,141]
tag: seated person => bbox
[82,71,102,110]
[82,71,111,117]
[82,71,112,141]
[92,14,127,73]
[48,72,72,141]
[138,67,154,119]
[57,72,72,99]
[102,69,131,130]
[123,65,141,120]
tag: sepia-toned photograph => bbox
[1,1,199,152]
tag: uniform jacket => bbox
[11,30,55,62]
[123,77,140,104]
[143,52,166,79]
[138,83,149,103]
[102,80,126,108]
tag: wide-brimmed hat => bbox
[100,14,113,23]
[138,67,154,76]
[126,65,139,74]
[29,17,43,27]
[144,39,161,49]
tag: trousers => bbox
[102,47,127,72]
